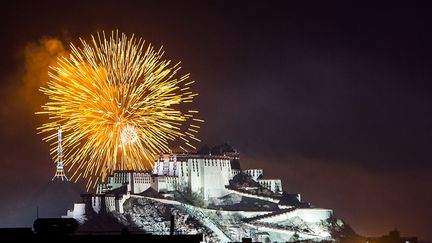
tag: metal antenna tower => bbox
[52,128,69,181]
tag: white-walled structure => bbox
[243,169,263,180]
[151,175,178,192]
[242,169,284,193]
[97,170,151,194]
[257,208,333,224]
[94,153,285,202]
[153,154,232,200]
[257,179,283,194]
[231,169,241,178]
[62,202,86,223]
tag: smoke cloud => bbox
[18,37,68,112]
[0,37,68,136]
[0,37,75,226]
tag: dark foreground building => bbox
[0,218,203,243]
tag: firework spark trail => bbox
[37,31,202,189]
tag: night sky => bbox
[1,1,431,240]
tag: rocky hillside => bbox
[102,195,348,242]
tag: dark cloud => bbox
[0,1,431,240]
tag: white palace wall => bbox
[153,154,232,200]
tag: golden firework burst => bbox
[37,31,202,188]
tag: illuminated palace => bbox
[66,151,283,217]
[97,151,282,200]
[64,150,335,242]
